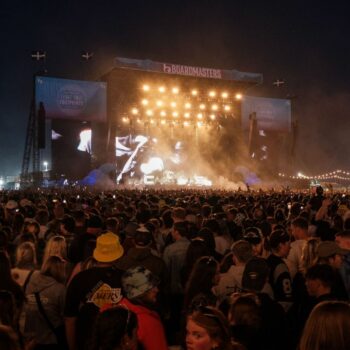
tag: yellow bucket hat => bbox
[93,232,124,263]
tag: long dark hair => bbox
[184,256,219,310]
[0,252,14,289]
[90,307,137,350]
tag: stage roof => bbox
[109,57,263,85]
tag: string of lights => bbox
[278,169,350,181]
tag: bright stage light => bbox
[136,118,142,124]
[172,111,179,117]
[184,121,190,127]
[170,102,177,108]
[197,113,203,119]
[211,104,218,111]
[184,112,190,118]
[221,92,228,98]
[172,87,179,94]
[160,119,166,125]
[209,91,216,97]
[150,119,155,124]
[146,110,153,116]
[185,102,191,109]
[131,108,138,115]
[156,100,163,107]
[142,84,150,91]
[224,105,231,111]
[122,117,129,123]
[141,99,149,106]
[199,104,206,110]
[210,114,216,120]
[159,86,166,93]
[235,93,242,100]
[191,89,198,96]
[160,110,167,117]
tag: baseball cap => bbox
[243,227,262,245]
[5,200,18,210]
[124,222,139,237]
[93,232,124,263]
[269,229,290,250]
[134,226,153,247]
[317,241,348,258]
[122,266,159,299]
[242,257,269,292]
[88,215,103,228]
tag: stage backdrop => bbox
[35,76,107,122]
[241,96,291,132]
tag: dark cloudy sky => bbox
[0,1,349,177]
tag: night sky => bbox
[1,1,349,177]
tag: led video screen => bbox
[51,120,92,180]
[35,76,107,122]
[241,96,291,132]
[116,133,195,185]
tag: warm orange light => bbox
[212,104,218,111]
[161,119,166,125]
[170,102,177,108]
[197,113,203,119]
[184,112,190,118]
[191,89,198,96]
[199,104,206,110]
[150,119,155,124]
[210,114,216,120]
[185,102,191,109]
[172,87,179,94]
[122,117,129,123]
[209,91,216,97]
[146,110,153,116]
[184,121,190,127]
[160,110,167,117]
[156,100,163,107]
[221,92,228,98]
[172,111,179,117]
[224,105,231,111]
[197,121,203,127]
[141,99,149,106]
[131,108,138,115]
[159,86,166,93]
[143,84,150,91]
[235,93,242,100]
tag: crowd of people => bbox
[1,186,350,350]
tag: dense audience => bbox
[1,186,350,349]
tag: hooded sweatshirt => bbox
[24,271,65,344]
[119,297,168,350]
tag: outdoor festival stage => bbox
[42,57,290,187]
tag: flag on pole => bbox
[31,51,46,61]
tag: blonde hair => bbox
[15,242,37,268]
[41,255,66,284]
[300,237,320,274]
[299,301,350,350]
[43,235,67,264]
